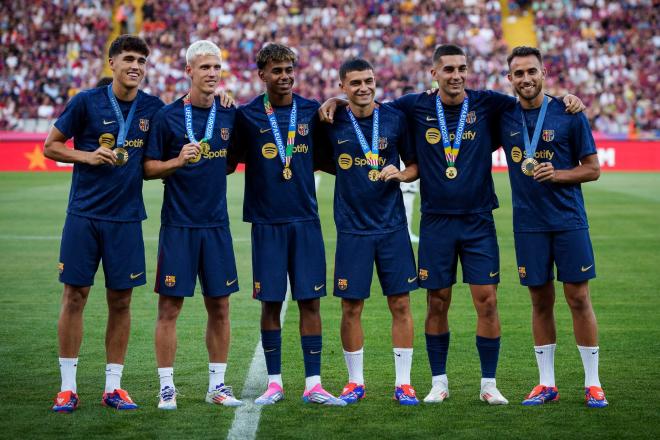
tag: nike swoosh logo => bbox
[337,139,349,144]
[535,350,543,354]
[130,272,144,280]
[264,348,276,353]
[310,350,321,355]
[510,131,520,136]
[426,116,437,121]
[395,353,401,357]
[591,350,598,355]
[103,120,116,125]
[489,271,499,277]
[314,284,325,291]
[408,277,417,283]
[226,278,238,286]
[260,128,271,133]
[581,265,594,272]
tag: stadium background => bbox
[1,0,659,438]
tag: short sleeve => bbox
[54,92,87,139]
[571,113,597,160]
[145,107,169,160]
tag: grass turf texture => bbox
[0,172,658,439]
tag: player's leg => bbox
[340,298,366,402]
[418,213,457,403]
[555,229,606,407]
[155,295,184,409]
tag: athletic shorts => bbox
[417,212,500,289]
[58,214,145,290]
[333,228,418,299]
[251,220,326,302]
[514,228,596,286]
[154,225,239,297]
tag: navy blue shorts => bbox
[418,212,500,289]
[514,229,596,286]
[58,214,145,290]
[251,220,326,302]
[334,228,418,299]
[154,225,239,297]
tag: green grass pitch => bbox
[0,172,659,439]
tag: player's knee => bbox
[475,294,498,317]
[206,297,230,322]
[565,289,592,312]
[62,285,90,312]
[427,292,450,315]
[298,298,320,316]
[387,294,411,318]
[157,299,182,323]
[108,294,131,315]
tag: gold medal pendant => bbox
[114,148,128,166]
[521,158,539,176]
[199,142,210,155]
[368,169,380,182]
[445,166,458,179]
[282,167,293,180]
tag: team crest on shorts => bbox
[297,123,309,136]
[378,137,388,150]
[542,130,554,142]
[221,128,230,141]
[466,111,477,124]
[165,275,176,287]
[58,262,64,274]
[337,278,348,290]
[254,281,261,295]
[518,267,527,279]
[139,118,149,132]
[419,268,429,281]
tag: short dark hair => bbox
[507,46,543,67]
[256,43,297,70]
[432,44,466,65]
[339,58,374,81]
[108,34,150,58]
[95,76,113,88]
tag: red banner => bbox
[1,132,658,172]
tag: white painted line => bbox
[227,289,290,440]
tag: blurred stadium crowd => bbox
[0,0,657,137]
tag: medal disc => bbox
[368,169,380,182]
[114,148,128,166]
[199,142,210,155]
[521,158,538,176]
[282,167,293,180]
[445,166,458,179]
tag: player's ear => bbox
[257,69,266,83]
[185,63,193,78]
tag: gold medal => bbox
[368,169,380,182]
[114,148,128,166]
[445,166,457,179]
[521,158,539,176]
[282,167,293,180]
[199,141,210,155]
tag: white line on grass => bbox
[227,289,290,440]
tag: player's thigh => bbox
[251,223,289,301]
[418,213,459,289]
[375,228,419,296]
[553,229,596,283]
[334,232,376,300]
[289,220,326,301]
[154,225,200,297]
[100,220,146,290]
[459,213,500,285]
[199,226,239,297]
[514,231,554,287]
[59,214,101,287]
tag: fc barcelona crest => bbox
[165,275,176,287]
[466,111,476,124]
[221,128,230,141]
[378,137,388,150]
[139,118,149,132]
[542,130,554,142]
[337,278,348,290]
[518,267,527,279]
[297,123,309,136]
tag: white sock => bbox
[209,362,227,391]
[393,348,413,386]
[577,345,601,387]
[158,367,175,391]
[268,374,283,387]
[104,363,123,393]
[431,374,448,387]
[59,357,78,392]
[481,378,496,389]
[534,344,556,387]
[343,348,364,385]
[305,375,321,392]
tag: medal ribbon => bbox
[183,93,216,144]
[263,94,297,168]
[346,105,379,170]
[107,84,139,148]
[435,94,469,167]
[520,95,549,160]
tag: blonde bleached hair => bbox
[186,40,221,65]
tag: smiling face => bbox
[258,60,295,98]
[186,54,222,95]
[109,50,147,90]
[340,69,376,108]
[431,54,468,101]
[508,54,546,105]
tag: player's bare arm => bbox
[380,162,419,183]
[44,126,117,166]
[143,142,200,179]
[533,153,599,184]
